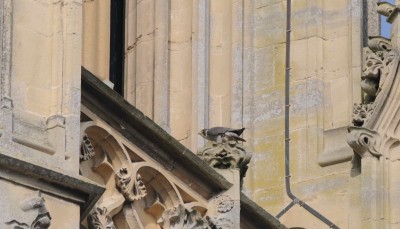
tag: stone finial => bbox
[115,167,147,202]
[87,207,116,229]
[157,204,214,229]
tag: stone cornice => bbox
[81,67,232,199]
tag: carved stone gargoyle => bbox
[197,127,252,188]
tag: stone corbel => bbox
[347,127,381,158]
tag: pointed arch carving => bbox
[79,122,210,228]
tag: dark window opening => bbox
[110,0,125,95]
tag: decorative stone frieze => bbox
[115,167,147,202]
[347,127,381,158]
[157,204,215,229]
[80,134,95,161]
[87,207,116,229]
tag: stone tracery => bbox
[80,122,213,229]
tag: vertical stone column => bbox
[0,0,13,140]
[169,0,193,147]
[153,0,170,130]
[347,127,383,229]
[82,0,110,81]
[209,0,233,127]
[125,0,170,131]
[209,169,241,228]
[134,0,156,118]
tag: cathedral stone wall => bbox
[81,0,373,228]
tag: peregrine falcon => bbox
[199,127,246,143]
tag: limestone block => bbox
[273,44,286,86]
[252,187,285,216]
[280,172,351,229]
[137,0,155,38]
[82,0,110,81]
[323,36,350,81]
[254,0,283,10]
[170,0,192,43]
[323,81,334,130]
[253,2,285,48]
[287,128,309,182]
[323,0,350,39]
[331,77,351,128]
[254,47,275,90]
[252,133,285,189]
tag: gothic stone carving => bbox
[361,36,394,102]
[87,207,116,229]
[214,195,234,213]
[352,103,375,127]
[197,141,251,187]
[353,36,394,126]
[347,127,381,158]
[80,134,95,161]
[5,193,52,229]
[157,204,215,229]
[115,167,147,202]
[377,2,396,17]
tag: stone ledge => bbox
[0,152,104,220]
